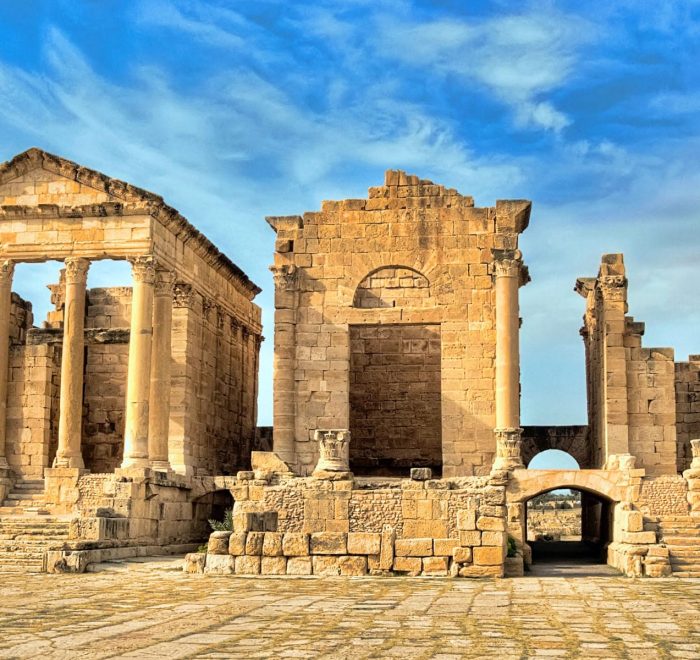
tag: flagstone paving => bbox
[0,559,699,659]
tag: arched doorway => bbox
[525,486,613,573]
[191,489,234,542]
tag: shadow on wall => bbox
[191,489,234,542]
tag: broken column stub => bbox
[312,430,352,480]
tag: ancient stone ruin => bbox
[0,148,699,578]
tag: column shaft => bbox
[55,257,90,468]
[270,264,298,465]
[148,269,174,471]
[0,260,15,468]
[495,263,521,429]
[122,257,155,468]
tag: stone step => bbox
[671,571,700,578]
[669,549,700,559]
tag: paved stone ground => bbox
[1,558,700,659]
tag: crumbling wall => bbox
[269,170,530,477]
[675,356,700,472]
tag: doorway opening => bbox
[349,323,442,477]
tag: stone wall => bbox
[349,324,442,475]
[269,170,530,477]
[200,473,507,577]
[675,356,700,472]
[637,475,689,517]
[577,255,678,476]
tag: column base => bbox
[53,454,85,469]
[120,456,150,469]
[149,460,172,473]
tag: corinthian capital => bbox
[154,269,176,297]
[63,257,90,284]
[598,275,627,301]
[270,263,298,292]
[0,259,15,284]
[129,256,156,284]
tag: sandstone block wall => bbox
[269,170,530,477]
[349,323,442,475]
[577,255,679,476]
[202,474,508,577]
[675,356,700,472]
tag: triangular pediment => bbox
[0,148,164,207]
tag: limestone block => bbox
[339,555,368,576]
[347,532,381,555]
[620,510,643,532]
[235,555,261,575]
[422,556,448,575]
[287,557,313,575]
[379,526,395,570]
[456,509,476,531]
[459,531,482,546]
[204,554,234,574]
[481,531,506,547]
[410,468,432,481]
[208,531,232,555]
[395,538,433,557]
[476,516,505,531]
[393,556,421,574]
[183,553,206,574]
[245,531,265,555]
[433,538,458,556]
[473,546,503,566]
[228,532,247,556]
[453,547,472,563]
[263,532,284,556]
[312,556,341,576]
[310,532,347,555]
[458,564,503,578]
[504,556,524,577]
[619,531,656,544]
[261,556,287,575]
[282,533,310,556]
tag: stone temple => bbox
[0,148,698,578]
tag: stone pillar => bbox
[54,257,90,468]
[0,260,15,468]
[122,256,155,469]
[148,268,175,472]
[270,264,298,466]
[493,252,524,470]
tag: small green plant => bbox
[506,534,518,558]
[208,508,233,532]
[196,543,208,553]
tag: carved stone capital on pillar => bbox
[270,264,298,291]
[690,439,700,470]
[493,249,529,287]
[63,257,90,284]
[154,269,175,297]
[492,428,524,471]
[312,429,352,480]
[173,282,194,309]
[0,259,15,283]
[129,256,156,284]
[598,275,627,301]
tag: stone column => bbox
[270,264,298,466]
[122,256,155,469]
[0,260,15,468]
[493,252,524,470]
[54,257,90,468]
[148,268,175,472]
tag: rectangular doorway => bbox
[349,323,442,476]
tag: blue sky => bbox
[1,1,699,441]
